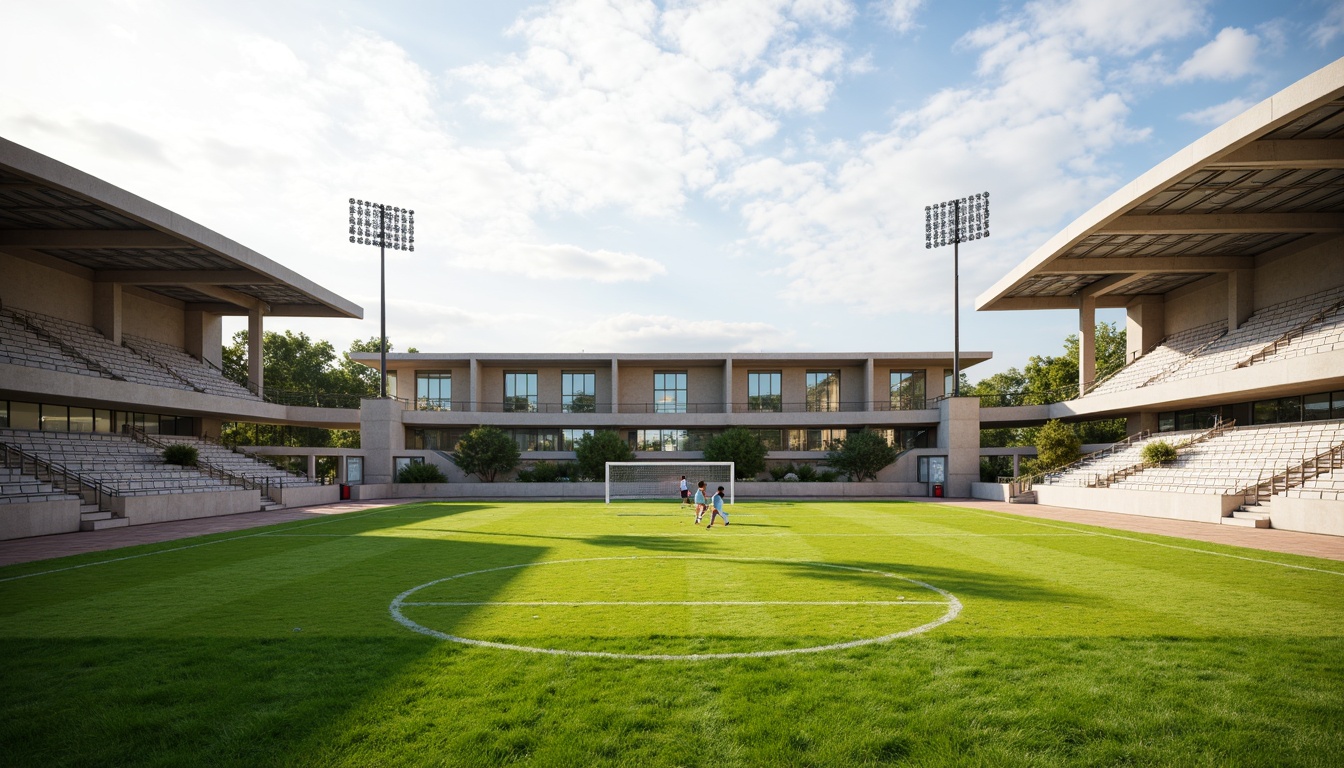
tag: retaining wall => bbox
[0,498,82,540]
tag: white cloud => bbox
[1026,0,1210,55]
[464,243,668,283]
[875,0,925,33]
[555,313,792,351]
[1309,2,1344,48]
[1179,97,1256,126]
[1172,27,1259,82]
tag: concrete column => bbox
[1078,295,1096,394]
[197,417,223,441]
[864,358,874,411]
[306,454,317,480]
[723,358,733,414]
[247,308,264,393]
[336,457,347,484]
[1125,295,1165,363]
[360,397,407,485]
[92,282,122,345]
[1228,268,1254,332]
[1126,412,1159,437]
[1012,454,1020,478]
[611,358,620,414]
[185,311,224,368]
[469,358,480,412]
[937,396,981,498]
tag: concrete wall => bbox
[273,484,341,508]
[971,482,1011,502]
[0,498,82,540]
[1262,496,1344,537]
[352,481,937,500]
[111,488,261,525]
[1033,485,1239,523]
[0,252,95,325]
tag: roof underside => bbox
[978,59,1344,311]
[0,142,361,319]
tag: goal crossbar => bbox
[605,461,735,505]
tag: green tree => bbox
[1031,419,1082,474]
[702,427,768,480]
[450,426,520,482]
[574,431,634,481]
[825,430,897,482]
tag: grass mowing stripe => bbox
[402,600,949,606]
[962,508,1344,577]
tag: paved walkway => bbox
[2,497,1342,567]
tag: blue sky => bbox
[3,0,1342,378]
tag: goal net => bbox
[605,462,735,504]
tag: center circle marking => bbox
[389,555,962,660]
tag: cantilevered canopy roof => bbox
[977,58,1344,312]
[0,137,361,318]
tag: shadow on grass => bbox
[772,559,1084,604]
[0,532,551,767]
[582,534,718,553]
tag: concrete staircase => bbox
[79,503,128,531]
[1223,501,1272,529]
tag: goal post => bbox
[605,461,735,504]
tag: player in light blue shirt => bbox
[693,480,708,523]
[705,486,729,528]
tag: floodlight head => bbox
[348,198,416,251]
[924,191,990,249]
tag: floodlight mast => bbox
[924,192,989,397]
[348,199,415,398]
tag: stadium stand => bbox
[0,464,81,505]
[0,430,238,496]
[1085,322,1226,397]
[7,308,195,391]
[0,309,112,379]
[123,335,261,400]
[153,435,320,489]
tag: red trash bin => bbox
[933,484,944,498]
[340,484,351,500]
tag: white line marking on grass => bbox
[0,507,405,584]
[402,600,948,607]
[964,509,1344,577]
[389,555,962,661]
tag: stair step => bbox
[80,510,113,521]
[80,516,130,531]
[1008,492,1037,504]
[1221,515,1270,528]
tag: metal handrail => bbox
[998,426,1155,492]
[1087,419,1234,490]
[0,439,118,510]
[1235,298,1344,369]
[1238,441,1344,506]
[127,428,304,496]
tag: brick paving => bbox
[1,496,1341,568]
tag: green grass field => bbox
[3,500,1343,766]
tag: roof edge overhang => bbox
[0,136,362,320]
[975,57,1344,312]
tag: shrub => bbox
[162,444,198,467]
[397,462,446,483]
[517,461,575,483]
[768,464,793,481]
[825,430,898,482]
[450,426,520,482]
[1141,440,1178,464]
[817,469,840,482]
[574,431,634,481]
[794,463,818,482]
[703,427,768,480]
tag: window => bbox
[786,428,846,451]
[387,370,398,399]
[416,372,451,411]
[890,371,926,410]
[749,429,783,450]
[945,368,956,397]
[508,429,559,452]
[654,371,687,413]
[409,428,466,450]
[631,429,689,451]
[345,457,364,484]
[563,371,597,413]
[394,456,424,477]
[748,371,782,412]
[562,429,593,451]
[806,371,840,412]
[1304,392,1332,421]
[1253,396,1301,425]
[918,456,946,484]
[504,372,538,413]
[873,428,930,450]
[40,404,68,432]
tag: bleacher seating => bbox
[1106,421,1344,495]
[0,310,110,379]
[1284,468,1344,502]
[1084,286,1344,397]
[0,465,81,505]
[6,309,194,391]
[154,435,320,487]
[0,429,237,496]
[1087,322,1225,397]
[1041,429,1208,486]
[123,335,260,400]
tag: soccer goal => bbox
[605,462,735,504]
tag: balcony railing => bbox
[421,399,937,414]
